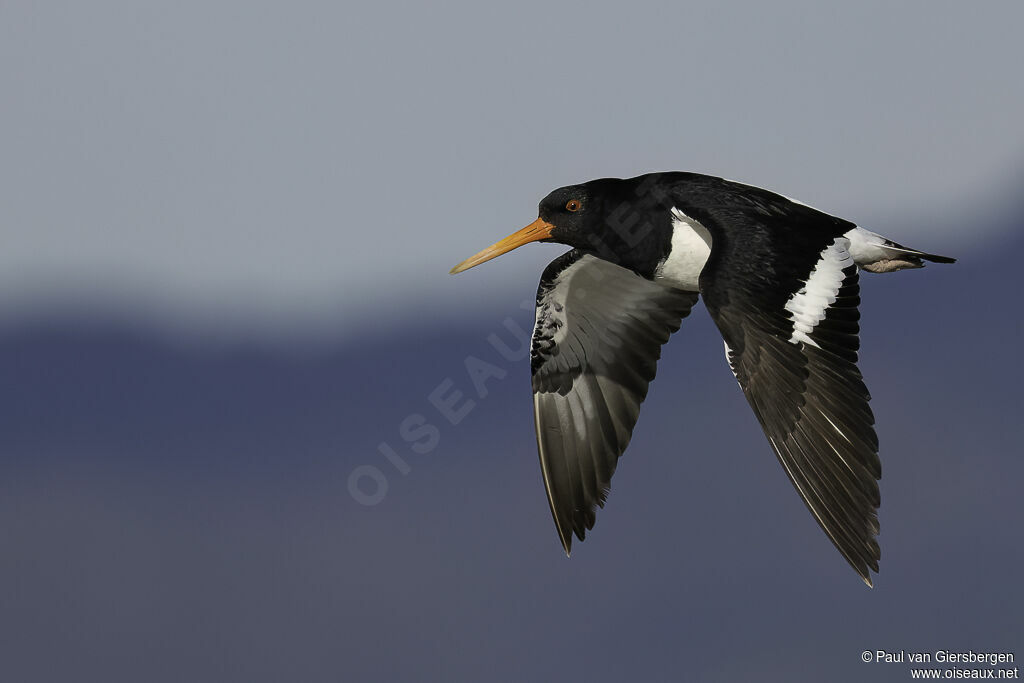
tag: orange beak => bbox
[449,218,556,274]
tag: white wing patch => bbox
[653,207,712,291]
[784,237,854,348]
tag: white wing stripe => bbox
[784,237,854,347]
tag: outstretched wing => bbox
[701,227,881,585]
[531,250,700,554]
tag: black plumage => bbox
[450,172,955,585]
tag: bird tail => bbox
[890,241,956,263]
[855,233,957,273]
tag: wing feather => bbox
[699,221,882,584]
[530,250,700,553]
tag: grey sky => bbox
[2,1,1022,336]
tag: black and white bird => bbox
[449,172,954,585]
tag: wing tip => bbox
[559,528,573,557]
[849,552,879,587]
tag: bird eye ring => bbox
[566,199,582,212]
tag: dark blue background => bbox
[2,203,1020,682]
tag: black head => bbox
[449,175,678,275]
[536,183,591,240]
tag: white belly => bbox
[654,207,712,291]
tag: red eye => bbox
[566,199,582,212]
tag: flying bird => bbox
[449,172,954,585]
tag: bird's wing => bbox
[700,227,881,585]
[531,250,700,554]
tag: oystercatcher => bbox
[449,172,954,585]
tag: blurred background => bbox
[1,2,1021,681]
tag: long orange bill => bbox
[449,218,556,274]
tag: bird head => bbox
[449,183,595,274]
[450,176,683,276]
